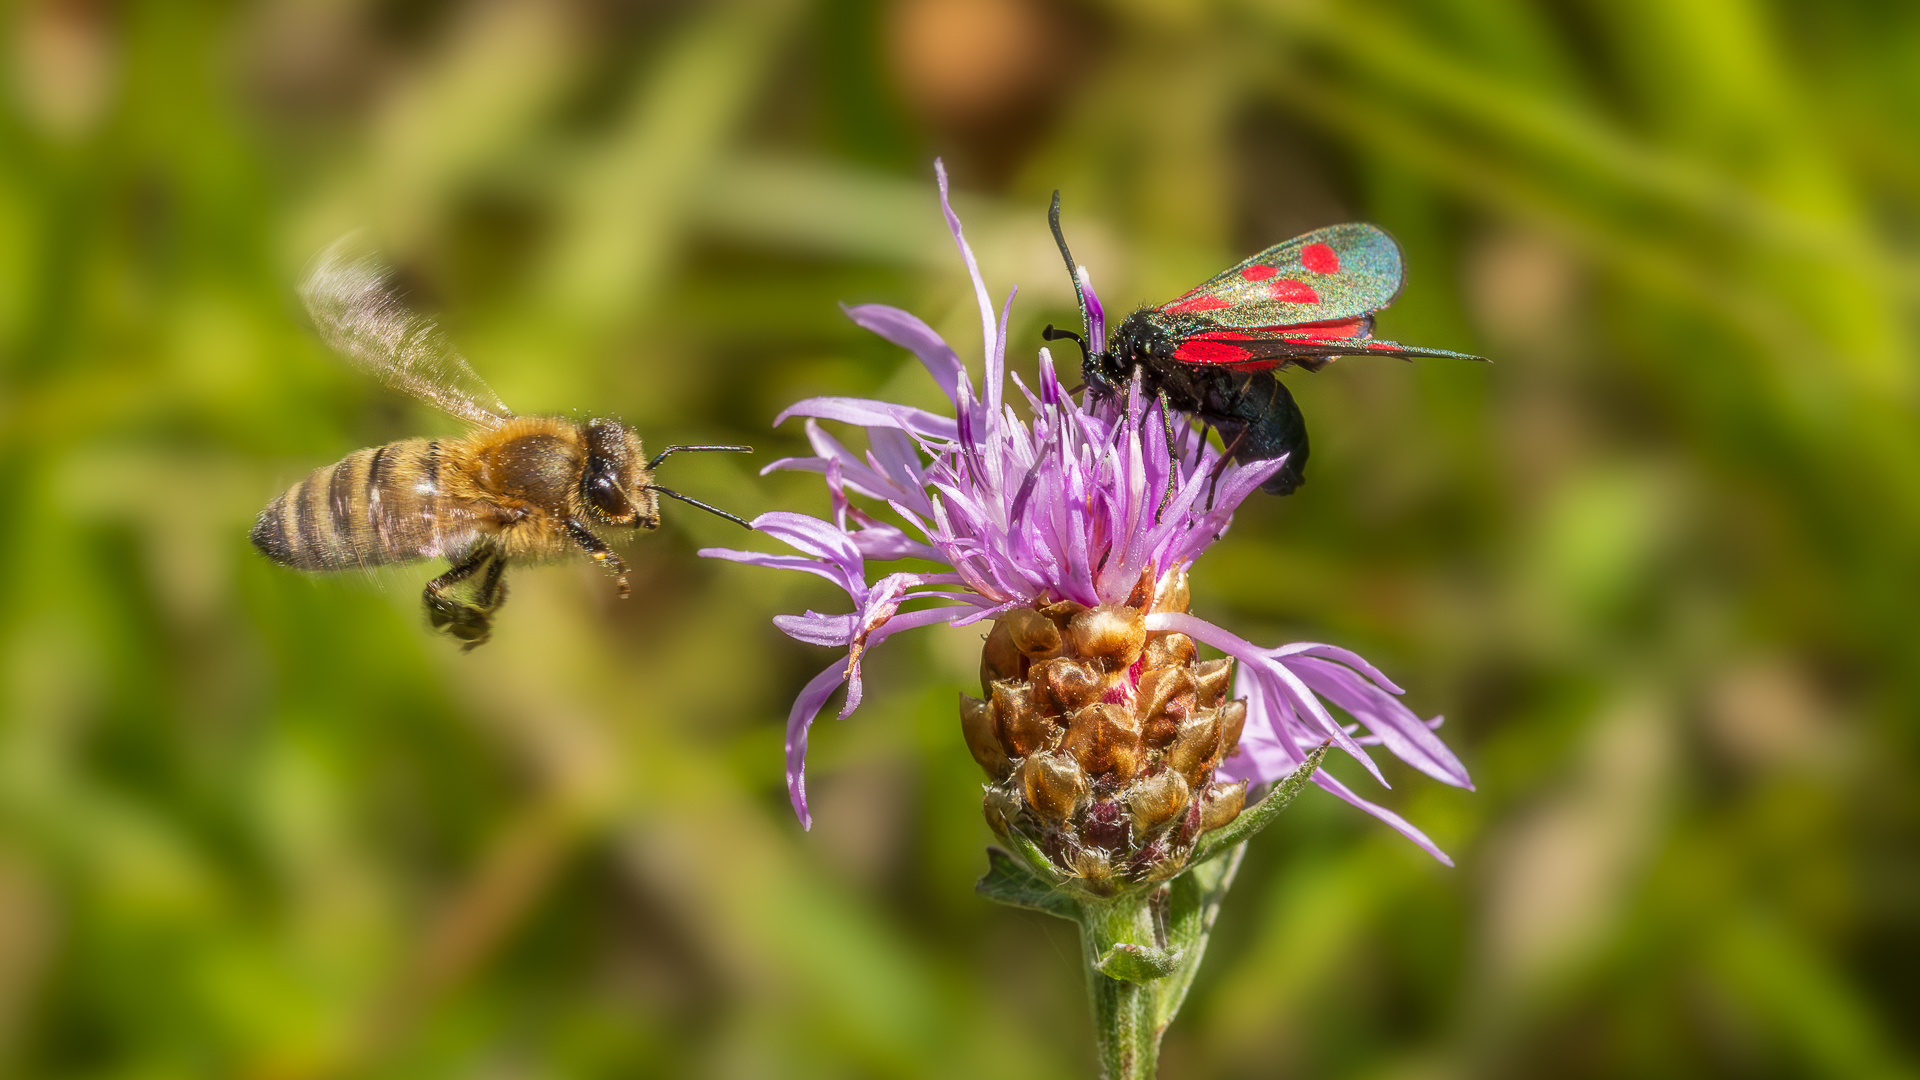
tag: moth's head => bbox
[1109,310,1176,365]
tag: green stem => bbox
[1079,895,1166,1080]
[975,755,1322,1079]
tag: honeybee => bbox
[251,240,750,649]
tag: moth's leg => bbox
[1225,368,1283,413]
[1216,370,1250,413]
[424,546,511,650]
[1223,374,1307,496]
[566,519,631,599]
[1193,371,1259,509]
[1156,391,1182,520]
[1204,424,1250,513]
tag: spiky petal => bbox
[701,162,1469,859]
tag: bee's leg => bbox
[424,547,511,650]
[461,558,510,653]
[565,519,630,599]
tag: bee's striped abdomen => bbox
[251,439,476,570]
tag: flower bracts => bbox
[966,568,1254,892]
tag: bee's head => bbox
[581,419,659,529]
[582,426,753,533]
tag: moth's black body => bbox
[1088,311,1311,495]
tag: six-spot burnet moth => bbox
[1044,194,1486,496]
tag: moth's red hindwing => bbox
[1171,339,1253,364]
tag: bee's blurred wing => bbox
[299,238,514,428]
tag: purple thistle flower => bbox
[701,162,1470,862]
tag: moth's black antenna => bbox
[647,444,753,471]
[1049,191,1093,348]
[1042,324,1090,365]
[645,485,753,529]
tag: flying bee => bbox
[251,239,751,650]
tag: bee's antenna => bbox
[1049,191,1094,350]
[645,485,753,530]
[647,444,753,471]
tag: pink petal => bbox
[935,159,999,387]
[776,397,958,441]
[843,303,967,409]
[1272,641,1407,695]
[1309,769,1456,867]
[1285,656,1473,788]
[786,660,852,829]
[774,611,858,647]
[1148,612,1387,786]
[850,525,940,562]
[699,547,861,593]
[753,512,865,572]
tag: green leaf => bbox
[1147,842,1246,1030]
[1004,826,1070,882]
[976,847,1081,920]
[1095,943,1182,983]
[1189,745,1328,866]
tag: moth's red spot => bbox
[1270,279,1319,304]
[1197,331,1257,340]
[1240,265,1279,282]
[1266,318,1365,339]
[1173,339,1251,364]
[1165,294,1230,314]
[1300,243,1339,275]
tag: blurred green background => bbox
[3,0,1918,1076]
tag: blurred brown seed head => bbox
[887,0,1053,126]
[15,0,116,139]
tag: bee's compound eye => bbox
[585,454,630,517]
